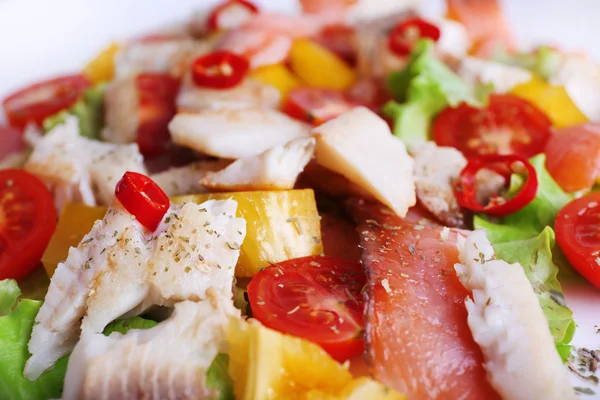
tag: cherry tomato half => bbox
[433,94,552,159]
[0,170,57,280]
[191,51,250,90]
[247,255,366,362]
[555,192,600,288]
[388,17,441,57]
[135,74,180,158]
[115,171,170,232]
[454,154,538,217]
[283,88,357,126]
[545,123,600,193]
[0,125,25,162]
[207,0,260,33]
[2,74,91,129]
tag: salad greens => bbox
[0,279,234,399]
[474,154,576,361]
[43,83,106,139]
[207,353,235,400]
[0,279,68,400]
[382,39,490,147]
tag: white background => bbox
[1,1,600,395]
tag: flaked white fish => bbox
[200,137,315,191]
[25,199,245,380]
[150,160,231,197]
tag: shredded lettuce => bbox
[43,84,106,139]
[0,280,68,400]
[382,39,489,147]
[207,353,235,400]
[474,154,575,361]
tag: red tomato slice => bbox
[283,88,357,125]
[0,170,57,280]
[135,74,180,158]
[555,192,600,288]
[115,171,170,232]
[207,0,260,33]
[388,17,441,57]
[191,51,250,90]
[2,74,91,129]
[433,94,552,158]
[247,255,366,362]
[545,123,600,193]
[0,126,25,162]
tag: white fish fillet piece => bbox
[89,145,147,205]
[150,160,230,197]
[25,199,245,380]
[458,56,532,93]
[550,55,600,121]
[200,137,315,191]
[115,39,211,78]
[345,0,418,24]
[177,77,280,112]
[62,299,237,400]
[25,117,147,208]
[312,107,415,217]
[411,142,467,227]
[170,108,310,159]
[454,229,576,400]
[102,77,139,144]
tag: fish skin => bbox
[348,198,500,400]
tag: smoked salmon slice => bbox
[348,198,500,400]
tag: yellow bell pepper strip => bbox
[42,203,106,277]
[227,318,405,400]
[289,39,356,91]
[511,77,588,129]
[83,43,121,84]
[249,64,303,99]
[42,190,323,279]
[174,189,323,277]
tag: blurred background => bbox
[0,0,598,98]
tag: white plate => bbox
[1,0,599,396]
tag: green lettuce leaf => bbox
[103,316,158,335]
[43,84,106,140]
[382,39,489,146]
[0,279,21,316]
[0,280,69,400]
[493,227,575,361]
[207,353,235,400]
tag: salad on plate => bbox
[1,0,600,399]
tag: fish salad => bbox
[1,0,599,399]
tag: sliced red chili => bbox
[454,154,538,217]
[115,172,170,232]
[388,17,441,57]
[207,0,260,33]
[191,51,250,90]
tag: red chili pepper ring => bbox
[115,171,170,232]
[191,51,250,90]
[454,154,538,217]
